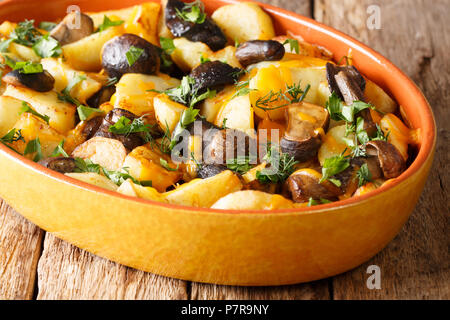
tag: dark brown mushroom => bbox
[366,140,406,179]
[326,63,366,102]
[101,34,160,79]
[351,156,382,181]
[235,40,285,67]
[87,86,116,109]
[207,128,257,165]
[189,61,241,93]
[93,108,145,151]
[50,12,94,46]
[156,47,185,79]
[326,63,376,135]
[197,164,227,179]
[3,69,55,92]
[81,116,104,141]
[165,0,227,51]
[280,102,329,162]
[38,157,77,173]
[285,169,343,203]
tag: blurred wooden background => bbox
[0,0,448,300]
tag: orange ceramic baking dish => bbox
[0,0,436,286]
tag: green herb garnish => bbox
[160,158,179,171]
[38,21,57,32]
[10,20,42,46]
[32,34,61,58]
[74,158,102,174]
[319,154,350,186]
[51,140,69,157]
[19,101,50,124]
[175,0,207,24]
[126,46,144,67]
[226,156,256,175]
[97,16,124,33]
[160,37,176,54]
[108,116,153,142]
[77,105,104,121]
[283,39,300,54]
[356,163,372,187]
[24,138,43,162]
[256,144,298,184]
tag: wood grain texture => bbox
[36,233,188,300]
[258,0,312,16]
[0,200,43,300]
[315,0,449,299]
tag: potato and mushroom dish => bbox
[0,0,420,210]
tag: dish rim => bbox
[0,0,437,215]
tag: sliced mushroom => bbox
[235,40,285,67]
[38,157,77,173]
[207,128,256,165]
[280,102,329,162]
[366,140,406,179]
[3,69,55,92]
[156,47,185,79]
[93,108,145,151]
[102,34,160,79]
[326,63,366,102]
[165,0,227,51]
[81,116,104,141]
[326,63,376,135]
[87,85,116,109]
[189,61,241,93]
[50,12,94,46]
[285,169,342,203]
[351,156,382,180]
[197,164,227,179]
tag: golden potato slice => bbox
[62,25,124,72]
[171,38,212,72]
[163,170,243,208]
[318,125,353,166]
[9,113,65,159]
[153,94,187,133]
[112,73,180,117]
[122,144,182,192]
[364,79,397,114]
[211,190,296,210]
[211,2,275,44]
[0,96,24,136]
[41,58,102,104]
[9,42,40,62]
[65,172,118,191]
[3,85,76,134]
[208,46,243,69]
[89,2,161,45]
[201,85,235,123]
[214,94,254,133]
[71,136,127,171]
[117,179,167,202]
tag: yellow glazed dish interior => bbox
[0,0,436,285]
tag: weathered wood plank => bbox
[315,0,449,299]
[0,200,43,300]
[36,233,188,300]
[190,0,332,301]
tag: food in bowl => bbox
[0,0,420,210]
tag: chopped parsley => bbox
[108,116,153,142]
[319,154,350,187]
[256,145,298,184]
[24,138,43,162]
[0,129,24,153]
[50,140,69,158]
[125,46,144,67]
[77,105,104,121]
[38,21,57,32]
[10,20,42,46]
[175,0,207,24]
[74,158,102,174]
[160,37,176,54]
[7,60,44,74]
[169,107,199,150]
[32,34,61,58]
[96,16,124,33]
[283,39,300,54]
[19,101,50,124]
[160,158,179,171]
[226,156,256,175]
[356,163,372,187]
[162,75,216,108]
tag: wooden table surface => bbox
[0,0,448,300]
